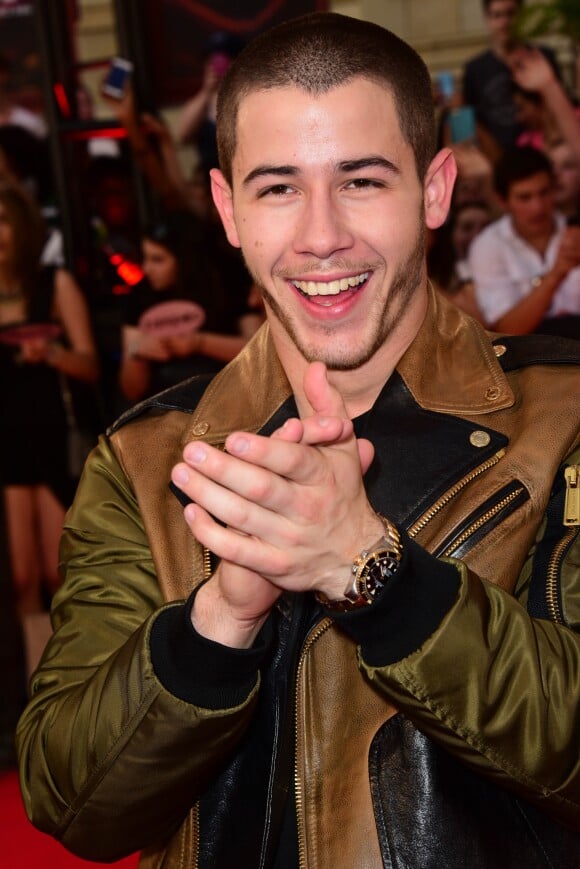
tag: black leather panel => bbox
[493,335,580,371]
[197,597,312,869]
[356,372,508,528]
[370,716,580,869]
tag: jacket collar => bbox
[184,285,514,446]
[397,286,514,415]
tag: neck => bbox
[513,218,555,257]
[493,37,517,61]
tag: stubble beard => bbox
[245,219,426,371]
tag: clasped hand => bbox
[171,362,381,646]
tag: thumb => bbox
[302,361,349,420]
[357,438,375,475]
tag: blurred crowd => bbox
[430,0,580,337]
[0,0,579,766]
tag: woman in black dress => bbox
[0,182,99,614]
[119,210,262,403]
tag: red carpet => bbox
[0,770,139,867]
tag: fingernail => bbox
[186,444,207,464]
[173,466,189,485]
[228,435,250,455]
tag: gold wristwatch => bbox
[315,515,403,611]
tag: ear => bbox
[210,168,241,248]
[423,148,457,230]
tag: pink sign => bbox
[0,322,62,345]
[138,299,206,337]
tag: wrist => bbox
[192,576,268,649]
[316,515,403,611]
[545,266,566,287]
[127,338,141,359]
[46,341,63,367]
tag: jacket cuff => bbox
[327,531,461,666]
[150,589,274,709]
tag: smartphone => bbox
[436,71,455,103]
[101,57,133,100]
[449,106,476,144]
[209,51,231,78]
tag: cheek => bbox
[237,217,284,269]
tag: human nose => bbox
[293,190,354,259]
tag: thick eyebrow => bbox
[338,156,400,175]
[243,165,298,187]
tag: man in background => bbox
[462,0,560,160]
[470,145,580,335]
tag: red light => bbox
[117,262,143,286]
[62,127,128,141]
[53,83,71,118]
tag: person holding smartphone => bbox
[176,32,243,177]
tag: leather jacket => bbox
[16,290,580,867]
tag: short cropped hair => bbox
[216,12,436,185]
[482,0,522,13]
[494,146,554,199]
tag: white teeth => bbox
[291,272,368,296]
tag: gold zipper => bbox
[202,546,212,580]
[294,617,333,869]
[407,449,506,539]
[546,468,580,624]
[545,528,576,625]
[564,466,580,526]
[439,486,525,558]
[190,803,200,869]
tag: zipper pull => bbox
[564,466,580,526]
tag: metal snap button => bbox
[192,422,210,436]
[470,430,491,448]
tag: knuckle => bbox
[228,500,251,530]
[247,474,274,503]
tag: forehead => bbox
[143,238,174,256]
[551,144,579,165]
[508,172,553,197]
[486,0,519,17]
[456,206,488,224]
[232,78,411,179]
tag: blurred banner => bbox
[0,1,33,17]
[0,0,43,115]
[144,0,327,105]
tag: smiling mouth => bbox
[290,272,369,301]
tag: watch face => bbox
[361,552,399,599]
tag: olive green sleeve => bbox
[358,559,580,830]
[16,436,259,862]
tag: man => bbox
[462,0,560,160]
[470,145,580,335]
[17,13,580,868]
